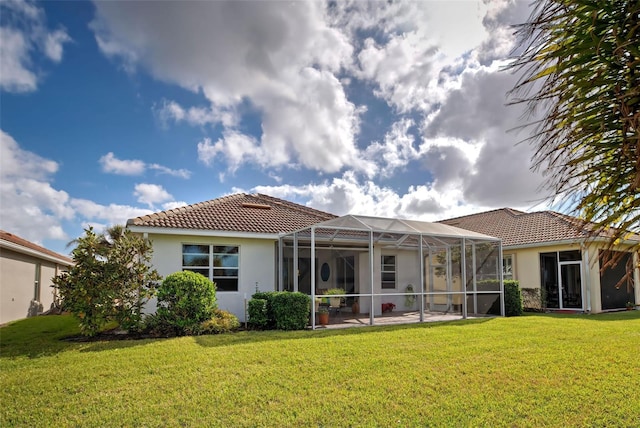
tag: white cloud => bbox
[99,152,191,179]
[71,199,152,226]
[155,99,238,128]
[0,0,71,92]
[0,130,154,246]
[362,118,418,177]
[162,201,188,211]
[133,183,173,208]
[148,164,191,179]
[99,152,146,175]
[197,132,263,173]
[91,1,361,173]
[252,171,496,222]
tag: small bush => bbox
[272,292,310,330]
[248,299,269,330]
[156,271,217,335]
[504,280,523,316]
[252,291,278,327]
[473,279,523,316]
[201,309,240,334]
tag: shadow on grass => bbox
[521,310,640,322]
[192,316,496,349]
[0,315,168,359]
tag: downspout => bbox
[419,234,425,323]
[293,232,298,292]
[498,241,505,317]
[369,230,375,326]
[461,238,467,319]
[278,236,283,292]
[311,227,316,330]
[582,242,591,313]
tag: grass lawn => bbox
[1,312,639,427]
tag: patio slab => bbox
[314,310,476,329]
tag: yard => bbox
[1,312,639,427]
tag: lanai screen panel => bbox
[280,215,502,328]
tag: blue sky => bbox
[0,0,548,256]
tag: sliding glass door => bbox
[540,251,583,310]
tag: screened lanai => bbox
[278,215,504,329]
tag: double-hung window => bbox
[182,244,239,292]
[381,255,396,289]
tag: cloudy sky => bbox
[1,0,549,255]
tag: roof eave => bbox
[126,225,281,240]
[0,240,74,266]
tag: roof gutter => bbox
[504,236,639,251]
[126,225,281,240]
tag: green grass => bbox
[2,312,639,427]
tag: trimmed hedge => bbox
[272,292,311,330]
[247,299,268,329]
[474,280,523,317]
[248,291,310,330]
[155,271,217,335]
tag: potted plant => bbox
[626,301,634,311]
[317,307,329,325]
[324,288,345,309]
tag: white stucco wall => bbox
[146,233,277,322]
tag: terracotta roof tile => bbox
[437,208,629,247]
[0,230,73,264]
[127,193,337,234]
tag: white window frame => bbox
[503,254,513,280]
[182,244,239,292]
[381,255,397,289]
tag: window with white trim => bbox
[381,255,396,289]
[182,244,239,292]
[503,255,513,280]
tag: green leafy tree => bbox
[507,0,639,287]
[53,226,160,336]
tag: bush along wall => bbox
[248,291,310,330]
[503,280,523,316]
[474,280,523,317]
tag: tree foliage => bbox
[155,271,217,335]
[52,226,160,336]
[507,1,639,253]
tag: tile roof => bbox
[438,208,607,247]
[127,193,337,235]
[0,230,73,264]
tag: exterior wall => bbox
[509,242,639,313]
[146,233,276,322]
[358,247,422,315]
[0,249,61,324]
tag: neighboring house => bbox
[127,193,503,325]
[0,230,73,324]
[439,208,640,313]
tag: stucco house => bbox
[439,208,640,313]
[127,193,504,327]
[0,230,73,324]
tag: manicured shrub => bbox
[247,299,269,330]
[156,271,217,335]
[201,309,240,334]
[272,292,311,330]
[252,291,278,327]
[473,279,523,316]
[504,280,523,317]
